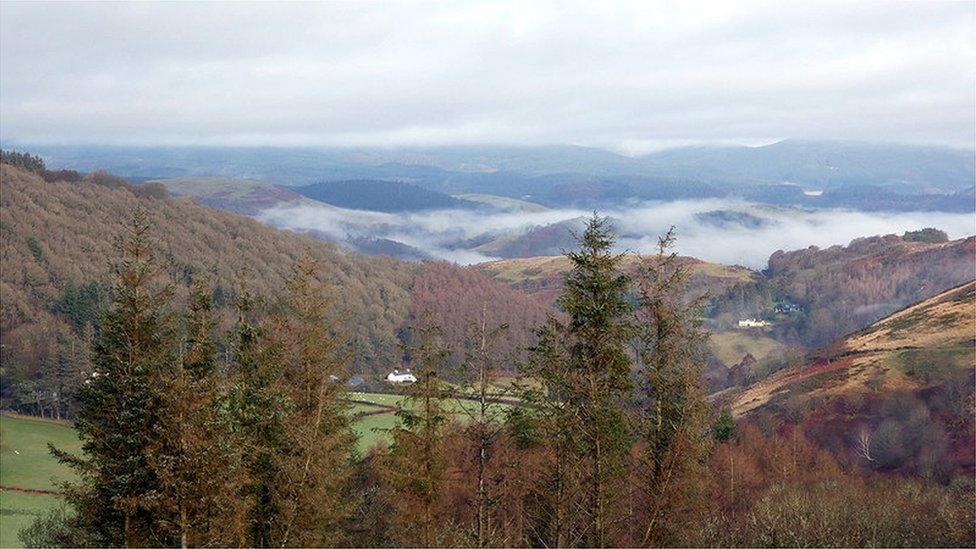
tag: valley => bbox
[0,147,973,547]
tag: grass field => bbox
[708,330,786,367]
[0,491,61,548]
[0,414,80,548]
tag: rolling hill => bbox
[147,176,304,215]
[0,163,552,390]
[294,179,477,212]
[728,281,975,477]
[478,254,758,306]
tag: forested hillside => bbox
[711,233,976,346]
[0,163,550,416]
[728,281,975,479]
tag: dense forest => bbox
[0,162,549,417]
[10,209,973,548]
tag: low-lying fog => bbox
[257,199,976,269]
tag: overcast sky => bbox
[1,1,973,153]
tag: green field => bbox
[0,491,61,548]
[0,414,80,548]
[708,330,786,367]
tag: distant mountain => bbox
[641,139,975,192]
[473,217,587,259]
[694,210,773,230]
[294,179,476,212]
[21,141,974,207]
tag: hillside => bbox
[147,176,304,215]
[294,179,476,212]
[473,217,587,259]
[0,163,551,403]
[452,193,549,213]
[478,254,758,306]
[710,233,976,347]
[729,282,975,477]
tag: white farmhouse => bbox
[738,318,769,328]
[386,369,417,383]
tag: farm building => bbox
[738,318,770,328]
[386,369,417,383]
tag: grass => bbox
[0,491,61,548]
[0,415,81,548]
[453,194,549,213]
[708,331,786,367]
[0,415,81,492]
[352,412,401,452]
[891,347,971,385]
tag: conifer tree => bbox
[269,255,357,547]
[560,214,634,547]
[516,315,582,547]
[632,227,711,546]
[380,320,454,547]
[224,278,287,547]
[53,210,176,546]
[519,214,634,547]
[145,282,248,547]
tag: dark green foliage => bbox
[19,507,91,548]
[295,179,472,212]
[903,227,949,243]
[55,281,106,332]
[54,210,178,546]
[712,409,736,442]
[26,236,43,261]
[1,149,46,173]
[224,284,289,547]
[518,214,636,547]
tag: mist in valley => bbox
[257,198,976,268]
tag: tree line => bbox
[21,214,974,547]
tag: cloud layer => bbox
[257,199,976,268]
[1,1,973,152]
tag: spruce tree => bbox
[381,320,454,547]
[53,210,176,546]
[224,278,287,547]
[520,214,634,547]
[516,316,581,548]
[560,214,634,547]
[632,227,711,546]
[269,255,357,547]
[145,282,248,547]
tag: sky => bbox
[1,1,973,153]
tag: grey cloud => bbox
[1,1,973,151]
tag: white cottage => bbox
[738,318,769,328]
[386,369,417,383]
